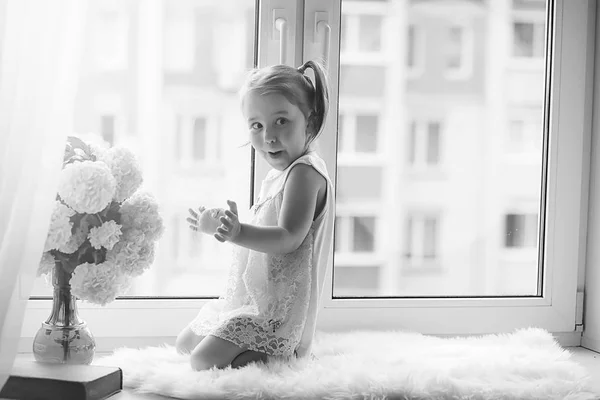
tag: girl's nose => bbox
[264,128,277,144]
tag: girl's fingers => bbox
[188,225,199,232]
[216,226,229,235]
[188,208,198,219]
[227,200,238,215]
[186,217,197,225]
[224,210,237,221]
[219,216,233,229]
[214,233,225,242]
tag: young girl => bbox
[175,60,335,371]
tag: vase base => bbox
[32,322,96,365]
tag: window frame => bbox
[443,22,474,80]
[19,0,594,352]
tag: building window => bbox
[193,117,207,161]
[100,115,115,146]
[340,10,384,56]
[504,213,538,248]
[335,215,377,254]
[408,120,443,167]
[512,20,545,59]
[404,214,440,264]
[406,24,424,77]
[444,24,473,79]
[338,112,380,154]
[506,110,543,154]
[174,115,220,167]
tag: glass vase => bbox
[32,261,96,364]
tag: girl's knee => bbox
[190,353,214,371]
[175,327,203,355]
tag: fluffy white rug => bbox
[95,328,596,400]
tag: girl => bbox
[176,60,335,371]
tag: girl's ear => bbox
[306,112,317,136]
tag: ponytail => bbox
[297,60,330,144]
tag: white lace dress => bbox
[188,152,335,359]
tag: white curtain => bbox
[0,0,87,390]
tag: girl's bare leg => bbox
[175,326,205,355]
[189,335,246,371]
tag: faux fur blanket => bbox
[95,328,596,399]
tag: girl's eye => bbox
[275,118,287,126]
[250,122,262,130]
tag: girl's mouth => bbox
[268,150,283,158]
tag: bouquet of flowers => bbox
[38,135,164,305]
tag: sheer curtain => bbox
[0,0,87,390]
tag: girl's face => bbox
[243,92,310,171]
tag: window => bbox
[506,110,543,155]
[338,112,379,155]
[404,214,440,265]
[445,24,472,79]
[406,24,424,77]
[172,115,222,168]
[20,0,593,349]
[408,120,442,168]
[512,21,545,59]
[336,215,377,253]
[505,213,538,248]
[100,115,115,146]
[340,12,383,55]
[192,118,207,161]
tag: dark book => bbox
[0,359,122,400]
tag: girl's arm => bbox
[217,163,325,254]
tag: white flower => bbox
[76,133,110,159]
[43,201,75,252]
[88,220,122,250]
[70,261,129,306]
[58,227,87,254]
[105,229,147,277]
[37,252,55,277]
[97,146,143,202]
[119,191,164,242]
[57,160,116,214]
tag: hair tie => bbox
[297,64,307,74]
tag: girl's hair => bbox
[239,60,330,147]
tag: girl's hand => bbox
[215,200,241,243]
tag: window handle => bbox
[315,12,331,69]
[275,17,288,65]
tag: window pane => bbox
[101,115,115,146]
[352,216,375,252]
[407,25,416,68]
[513,22,534,58]
[29,1,256,298]
[193,117,206,161]
[335,0,548,297]
[355,115,378,153]
[446,26,463,70]
[423,217,437,258]
[426,122,440,164]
